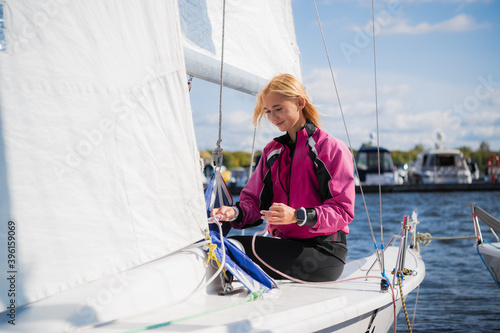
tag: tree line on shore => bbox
[201,141,499,175]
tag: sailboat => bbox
[0,0,424,332]
[471,205,500,287]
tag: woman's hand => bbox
[211,206,237,221]
[261,202,297,225]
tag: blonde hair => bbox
[253,74,322,129]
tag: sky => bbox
[188,0,500,154]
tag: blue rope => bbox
[476,243,500,288]
[484,240,500,249]
[374,243,390,290]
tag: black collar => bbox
[274,121,316,145]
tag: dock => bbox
[227,182,500,195]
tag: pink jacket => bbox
[231,123,355,239]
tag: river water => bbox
[230,190,500,332]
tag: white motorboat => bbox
[408,148,472,184]
[408,132,472,184]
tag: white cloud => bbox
[224,109,253,127]
[470,124,497,138]
[193,112,218,126]
[490,89,500,106]
[404,0,492,3]
[380,14,489,35]
[369,0,492,5]
[382,98,406,116]
[291,66,500,151]
[379,84,413,95]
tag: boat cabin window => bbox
[0,3,5,52]
[427,154,456,167]
[428,154,436,167]
[437,154,457,167]
[356,152,368,170]
[422,153,428,167]
[356,150,394,172]
[381,152,394,171]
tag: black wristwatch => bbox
[296,207,307,226]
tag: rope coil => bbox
[391,268,415,277]
[415,232,432,246]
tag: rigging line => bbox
[411,284,421,330]
[371,0,384,249]
[312,0,377,248]
[248,125,258,179]
[369,0,386,282]
[214,0,227,169]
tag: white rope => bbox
[370,0,383,245]
[213,0,227,169]
[312,0,379,258]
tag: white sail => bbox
[0,0,206,310]
[179,0,302,95]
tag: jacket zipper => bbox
[277,144,293,205]
[287,145,294,205]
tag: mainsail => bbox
[0,0,302,312]
[0,0,206,310]
[179,0,302,95]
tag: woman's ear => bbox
[297,96,306,110]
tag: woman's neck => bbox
[288,120,307,142]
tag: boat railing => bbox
[364,212,419,287]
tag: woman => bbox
[211,74,355,282]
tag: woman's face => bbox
[262,92,305,136]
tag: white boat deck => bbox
[3,241,424,333]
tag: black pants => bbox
[229,236,345,282]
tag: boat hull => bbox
[477,242,500,286]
